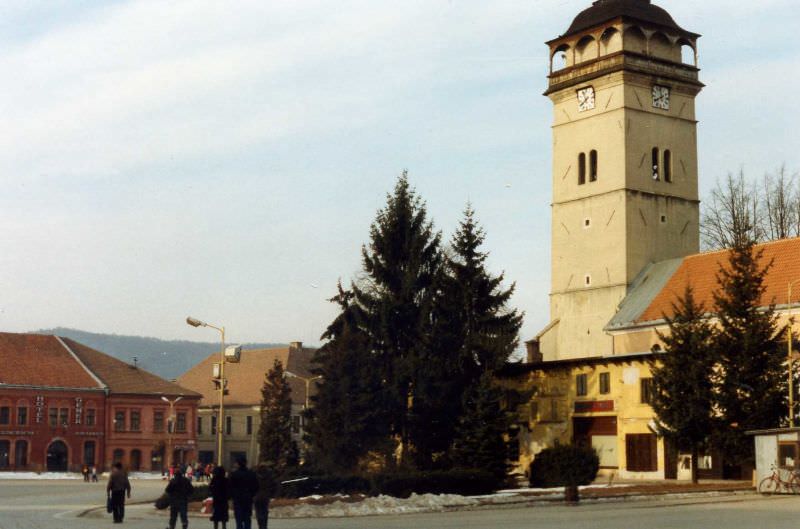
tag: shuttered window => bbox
[626,434,657,471]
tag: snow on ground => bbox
[0,472,82,480]
[275,493,479,518]
[272,484,637,518]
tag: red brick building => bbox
[0,332,200,472]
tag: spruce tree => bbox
[411,205,522,468]
[257,359,297,474]
[712,238,785,465]
[352,171,442,466]
[649,285,715,483]
[305,283,388,473]
[451,371,511,482]
[446,205,523,376]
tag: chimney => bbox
[525,339,543,364]
[289,341,303,350]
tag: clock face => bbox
[652,85,670,110]
[577,87,595,112]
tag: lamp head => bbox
[161,396,169,403]
[284,370,298,379]
[186,316,205,328]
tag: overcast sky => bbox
[1,0,798,349]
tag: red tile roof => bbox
[63,338,200,398]
[0,333,102,389]
[177,346,316,407]
[637,237,800,323]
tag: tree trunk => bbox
[565,484,579,503]
[690,446,699,484]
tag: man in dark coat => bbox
[254,465,278,529]
[106,463,131,523]
[165,467,194,529]
[228,456,259,529]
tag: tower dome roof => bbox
[563,0,697,39]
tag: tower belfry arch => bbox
[538,0,703,361]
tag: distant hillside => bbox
[33,327,284,380]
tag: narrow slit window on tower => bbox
[578,153,586,185]
[664,150,672,182]
[589,150,598,181]
[651,147,660,180]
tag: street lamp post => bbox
[788,280,800,427]
[161,395,183,471]
[186,316,227,466]
[284,371,322,439]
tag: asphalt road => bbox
[2,480,800,529]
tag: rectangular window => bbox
[211,415,217,435]
[176,412,187,433]
[58,408,69,427]
[599,372,611,395]
[576,374,588,397]
[114,410,126,432]
[664,150,672,183]
[226,416,232,435]
[291,415,300,434]
[85,408,95,427]
[197,416,203,435]
[0,407,9,425]
[589,150,598,181]
[0,441,8,469]
[779,443,798,469]
[130,410,141,431]
[641,378,654,405]
[49,408,58,427]
[153,411,164,433]
[550,400,560,421]
[17,407,28,426]
[626,433,657,472]
[15,440,28,467]
[83,441,96,466]
[246,416,253,436]
[578,153,587,185]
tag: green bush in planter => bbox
[529,444,599,502]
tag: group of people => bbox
[81,465,99,482]
[166,462,215,483]
[106,456,277,529]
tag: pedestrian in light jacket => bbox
[106,463,131,524]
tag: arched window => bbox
[678,39,697,66]
[578,153,587,185]
[664,150,672,182]
[589,150,598,181]
[575,35,598,63]
[600,27,622,55]
[651,148,660,180]
[552,44,570,72]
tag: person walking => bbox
[253,465,277,529]
[228,457,258,529]
[82,465,90,482]
[209,466,230,529]
[91,465,98,482]
[106,463,131,524]
[166,466,194,529]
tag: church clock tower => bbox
[541,0,702,361]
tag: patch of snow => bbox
[0,472,82,480]
[275,493,480,518]
[129,472,168,480]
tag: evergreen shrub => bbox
[529,444,599,490]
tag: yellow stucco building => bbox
[502,0,800,481]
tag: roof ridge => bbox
[55,335,107,390]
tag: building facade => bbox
[0,332,199,472]
[504,0,800,481]
[540,0,702,363]
[177,342,316,468]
